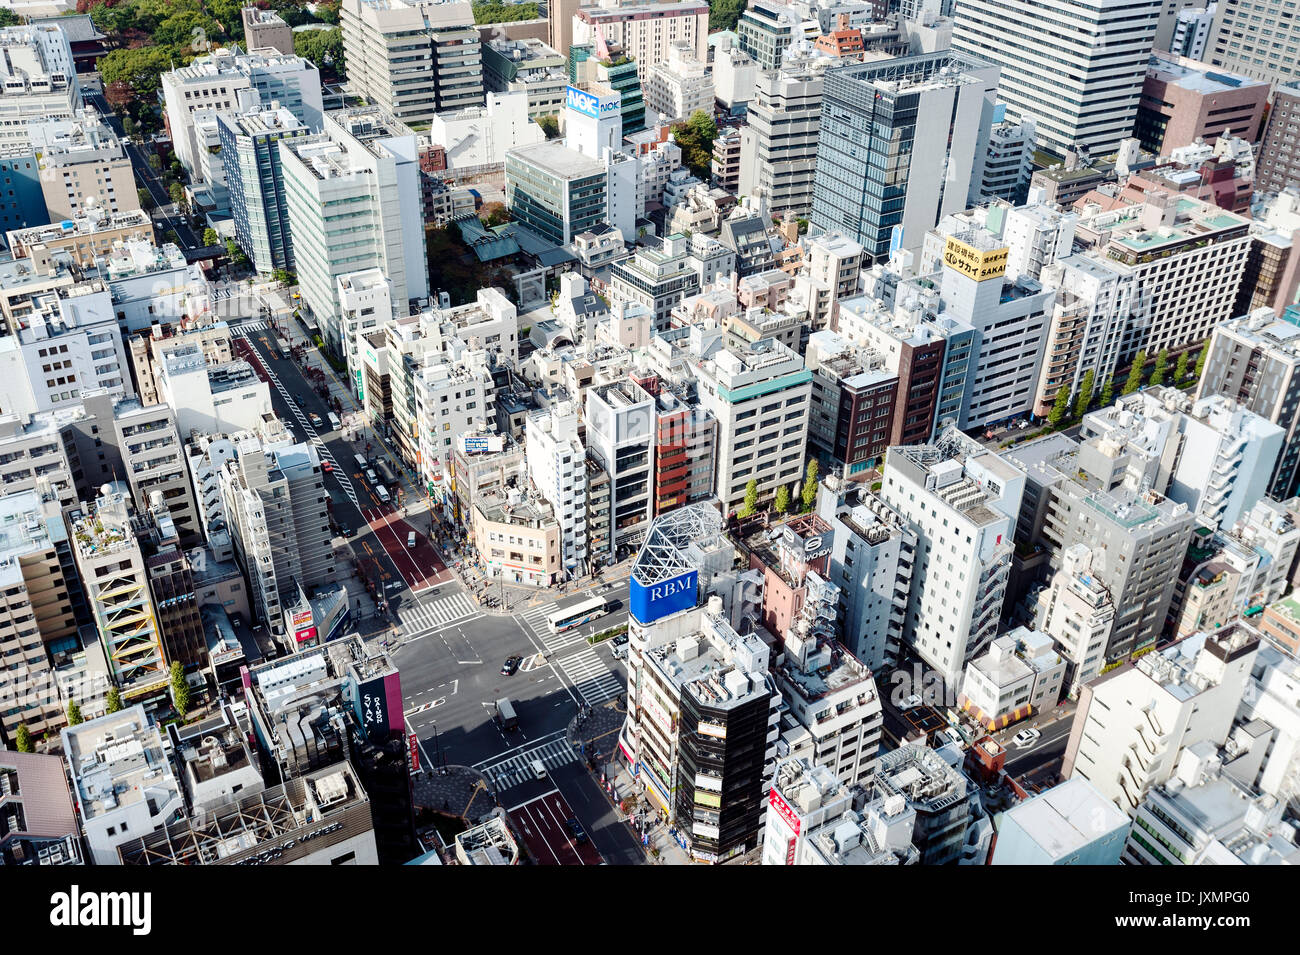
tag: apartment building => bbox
[1063,623,1260,814]
[1196,310,1300,501]
[0,23,78,150]
[642,40,711,124]
[738,46,828,219]
[482,37,569,120]
[62,705,184,865]
[1033,544,1115,698]
[608,233,699,334]
[571,0,710,74]
[879,431,1024,690]
[28,108,136,222]
[340,0,483,128]
[1257,82,1300,197]
[469,487,562,586]
[218,434,337,642]
[69,486,169,703]
[524,402,588,575]
[0,490,79,742]
[696,337,812,514]
[1205,0,1300,84]
[1005,431,1195,661]
[161,46,323,180]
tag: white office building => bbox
[951,0,1160,157]
[879,429,1025,690]
[525,402,588,576]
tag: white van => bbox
[375,485,391,504]
[531,759,548,780]
[354,453,367,469]
[327,412,341,430]
[407,531,416,548]
[365,468,378,484]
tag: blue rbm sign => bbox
[630,569,698,625]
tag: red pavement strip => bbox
[508,792,603,866]
[363,506,452,592]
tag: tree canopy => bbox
[294,27,344,74]
[709,0,747,32]
[672,110,717,181]
[472,2,540,23]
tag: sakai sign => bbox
[943,236,1009,282]
[630,569,698,625]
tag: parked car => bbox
[612,633,629,647]
[500,656,521,676]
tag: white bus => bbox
[548,596,610,633]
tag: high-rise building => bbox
[1004,431,1195,662]
[504,140,609,246]
[1034,544,1115,697]
[879,430,1024,690]
[217,103,310,274]
[340,0,483,127]
[695,337,812,514]
[0,490,79,743]
[28,108,137,222]
[1206,0,1300,84]
[161,46,323,181]
[608,234,699,333]
[281,107,428,366]
[525,402,589,576]
[585,380,655,554]
[811,51,1000,262]
[1167,4,1216,60]
[738,46,829,219]
[737,2,804,71]
[1196,310,1300,501]
[1062,623,1260,814]
[69,486,169,704]
[218,433,337,644]
[1257,82,1300,197]
[642,40,711,124]
[951,0,1160,157]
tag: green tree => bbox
[138,188,156,213]
[800,459,820,512]
[66,699,83,727]
[15,723,33,753]
[122,116,137,139]
[168,181,188,213]
[774,485,790,515]
[171,661,190,719]
[1149,349,1169,388]
[1174,351,1189,385]
[471,2,540,23]
[536,114,560,140]
[709,0,746,31]
[105,687,123,714]
[672,109,717,180]
[203,227,220,247]
[1099,376,1115,410]
[147,152,163,174]
[294,26,345,73]
[98,45,187,104]
[1048,383,1072,428]
[1122,350,1147,395]
[225,238,248,267]
[1073,369,1095,420]
[1194,346,1209,380]
[739,479,759,518]
[273,268,296,286]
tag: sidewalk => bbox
[412,764,498,826]
[566,700,693,866]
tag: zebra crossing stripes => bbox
[518,603,555,633]
[397,592,479,633]
[476,735,576,791]
[517,602,587,652]
[231,318,267,332]
[236,333,360,508]
[557,646,623,707]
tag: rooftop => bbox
[63,706,178,821]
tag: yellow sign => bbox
[943,237,1009,282]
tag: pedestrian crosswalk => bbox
[231,318,267,332]
[517,602,588,653]
[397,592,480,633]
[237,333,360,509]
[557,646,624,707]
[476,733,576,791]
